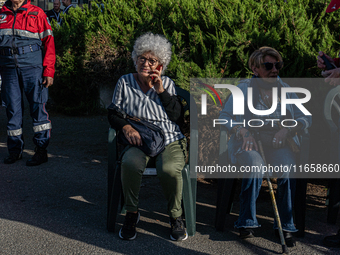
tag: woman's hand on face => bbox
[272,128,288,149]
[150,66,164,94]
[122,125,143,146]
[240,128,258,151]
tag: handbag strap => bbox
[107,104,127,119]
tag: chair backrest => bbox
[175,87,190,112]
[324,85,340,131]
[175,86,198,128]
[323,85,340,163]
[176,87,198,178]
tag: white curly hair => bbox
[132,32,172,74]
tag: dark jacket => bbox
[46,9,61,24]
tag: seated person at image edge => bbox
[317,1,340,246]
[219,47,312,247]
[108,32,188,241]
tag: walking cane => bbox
[254,131,288,254]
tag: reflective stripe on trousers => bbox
[33,123,52,133]
[1,65,51,154]
[7,128,22,136]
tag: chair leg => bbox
[215,178,237,231]
[107,164,122,232]
[182,165,196,236]
[107,163,114,231]
[327,179,340,224]
[294,179,307,237]
[107,128,118,231]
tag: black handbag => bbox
[108,105,165,157]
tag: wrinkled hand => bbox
[324,68,340,86]
[150,66,164,94]
[122,125,143,146]
[272,128,288,149]
[43,76,54,88]
[240,128,258,151]
[317,51,334,70]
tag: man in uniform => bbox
[46,0,61,25]
[0,0,55,166]
[61,0,74,15]
[60,0,74,25]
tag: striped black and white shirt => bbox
[111,73,184,145]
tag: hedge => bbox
[49,0,340,114]
[49,0,340,164]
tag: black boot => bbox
[4,153,22,164]
[26,147,48,166]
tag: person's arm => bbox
[38,9,55,86]
[158,90,183,123]
[107,108,129,130]
[155,76,183,123]
[107,77,143,146]
[107,107,143,146]
[107,78,127,130]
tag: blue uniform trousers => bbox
[1,65,51,154]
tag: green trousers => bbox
[121,138,187,218]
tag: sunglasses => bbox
[261,61,283,71]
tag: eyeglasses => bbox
[261,61,283,71]
[137,56,159,66]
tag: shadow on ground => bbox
[0,106,338,254]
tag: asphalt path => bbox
[0,105,339,254]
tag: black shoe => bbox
[170,216,188,241]
[4,153,22,164]
[323,229,340,247]
[239,228,255,239]
[275,229,296,247]
[119,211,140,240]
[26,147,48,166]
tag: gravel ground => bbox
[0,104,340,255]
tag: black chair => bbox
[324,85,340,224]
[107,87,198,236]
[215,126,310,237]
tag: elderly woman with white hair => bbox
[108,32,187,241]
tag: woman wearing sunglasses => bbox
[219,47,311,246]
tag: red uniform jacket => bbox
[0,0,55,78]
